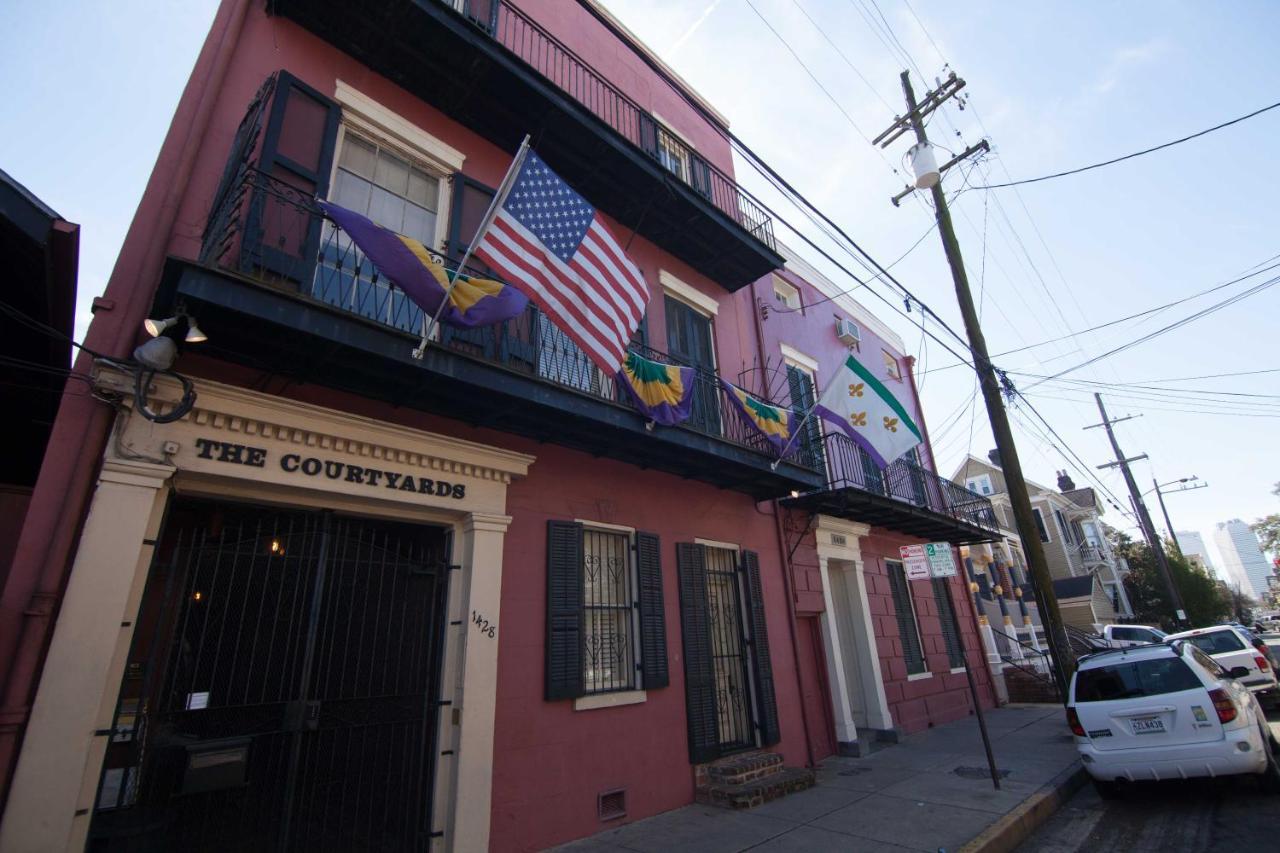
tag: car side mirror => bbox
[1228,666,1251,679]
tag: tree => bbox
[1251,481,1280,557]
[1114,534,1231,630]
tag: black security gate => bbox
[89,499,449,852]
[704,548,756,752]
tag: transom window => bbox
[315,129,443,332]
[583,528,638,694]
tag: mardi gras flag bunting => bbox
[720,378,799,457]
[616,351,696,426]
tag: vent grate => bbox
[598,788,627,821]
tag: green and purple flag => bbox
[814,353,922,468]
[318,201,528,328]
[720,379,799,457]
[616,351,696,427]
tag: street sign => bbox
[925,542,957,578]
[898,544,931,580]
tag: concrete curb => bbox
[957,763,1088,853]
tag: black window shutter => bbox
[689,153,713,200]
[887,561,927,675]
[244,70,341,286]
[443,174,502,353]
[677,542,719,763]
[932,577,965,669]
[740,550,781,747]
[203,73,276,263]
[635,531,669,689]
[638,113,659,160]
[546,520,585,700]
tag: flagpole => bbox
[413,134,532,359]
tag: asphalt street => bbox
[1017,709,1280,852]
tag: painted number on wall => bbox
[472,611,496,639]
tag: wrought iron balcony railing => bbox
[805,431,1000,532]
[1077,543,1107,564]
[200,167,810,470]
[451,0,775,251]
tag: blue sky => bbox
[2,0,1277,577]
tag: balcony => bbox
[161,168,820,499]
[782,433,999,545]
[268,0,782,290]
[1077,543,1107,565]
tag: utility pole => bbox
[877,71,1074,698]
[1150,477,1208,559]
[1088,394,1188,626]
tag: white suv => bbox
[1164,625,1280,703]
[1067,641,1280,797]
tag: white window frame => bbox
[882,349,903,381]
[659,269,719,316]
[330,81,463,253]
[966,474,993,496]
[772,275,801,311]
[573,520,645,705]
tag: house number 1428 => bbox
[472,611,496,639]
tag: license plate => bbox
[1131,716,1165,735]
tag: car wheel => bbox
[1092,778,1122,800]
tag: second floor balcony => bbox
[161,167,819,499]
[783,433,999,545]
[269,0,782,289]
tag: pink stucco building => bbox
[0,2,999,850]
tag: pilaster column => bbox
[1,459,174,853]
[816,556,858,745]
[444,511,512,853]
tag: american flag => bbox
[472,151,647,373]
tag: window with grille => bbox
[931,577,965,669]
[316,129,443,331]
[886,560,927,675]
[582,528,638,694]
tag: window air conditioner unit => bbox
[835,318,861,346]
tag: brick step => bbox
[704,751,785,786]
[696,766,815,810]
[1004,667,1061,703]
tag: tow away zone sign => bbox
[899,542,957,579]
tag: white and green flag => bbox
[814,353,923,468]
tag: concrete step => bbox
[1004,667,1061,703]
[704,751,784,786]
[695,766,816,810]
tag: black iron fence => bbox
[817,432,999,531]
[200,167,811,469]
[454,0,775,250]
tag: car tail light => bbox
[1208,688,1238,724]
[1255,654,1271,672]
[1066,706,1085,737]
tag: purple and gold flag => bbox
[720,379,799,457]
[318,201,528,328]
[616,351,695,426]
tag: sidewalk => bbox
[558,704,1082,853]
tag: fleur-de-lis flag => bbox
[814,353,922,467]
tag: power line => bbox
[977,99,1280,189]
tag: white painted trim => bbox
[906,672,934,682]
[949,667,967,675]
[775,242,904,352]
[575,519,636,534]
[335,80,465,172]
[772,275,801,311]
[660,269,719,316]
[695,537,739,552]
[779,342,819,375]
[574,690,647,711]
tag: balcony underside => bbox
[161,260,821,499]
[783,486,996,545]
[270,0,783,290]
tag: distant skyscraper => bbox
[1176,530,1215,575]
[1213,520,1272,599]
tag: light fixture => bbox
[144,316,178,337]
[184,317,208,343]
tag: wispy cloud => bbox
[668,0,724,59]
[1093,37,1171,94]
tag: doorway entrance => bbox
[88,498,450,852]
[704,547,757,752]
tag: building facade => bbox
[1175,529,1217,578]
[0,2,998,851]
[1214,519,1273,600]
